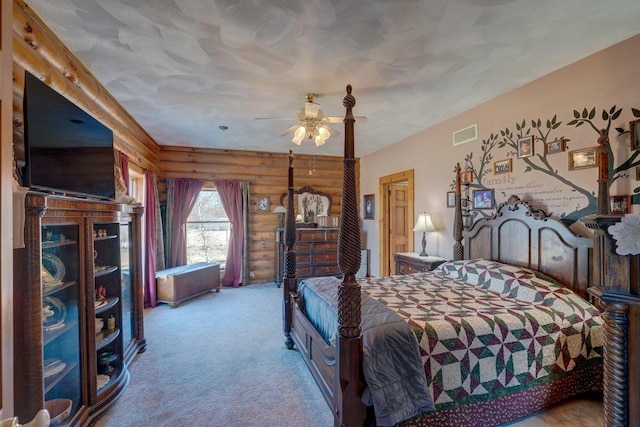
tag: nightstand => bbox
[394,252,447,275]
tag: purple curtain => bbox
[116,150,130,193]
[143,170,158,308]
[215,180,244,287]
[170,178,205,267]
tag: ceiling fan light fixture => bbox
[314,126,330,146]
[305,102,321,118]
[292,125,306,145]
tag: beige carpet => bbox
[92,283,332,427]
[92,283,603,427]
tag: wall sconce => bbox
[413,212,436,256]
[272,205,287,227]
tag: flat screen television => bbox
[23,71,116,200]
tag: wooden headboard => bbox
[464,195,593,299]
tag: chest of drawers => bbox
[275,227,340,286]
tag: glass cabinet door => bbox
[119,222,134,349]
[93,222,123,397]
[42,224,82,422]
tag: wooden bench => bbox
[156,262,221,308]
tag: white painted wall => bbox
[360,34,640,276]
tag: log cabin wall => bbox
[11,0,160,174]
[10,0,358,287]
[159,146,359,284]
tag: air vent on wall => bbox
[453,124,478,146]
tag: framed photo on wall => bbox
[364,194,375,219]
[459,170,473,184]
[257,196,269,211]
[472,189,494,210]
[447,191,456,208]
[610,195,630,214]
[568,147,597,170]
[545,138,566,155]
[493,158,512,174]
[517,136,534,158]
[630,118,640,151]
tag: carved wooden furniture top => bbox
[280,185,332,224]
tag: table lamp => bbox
[272,205,287,227]
[413,212,436,256]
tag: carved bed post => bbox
[335,85,365,427]
[282,150,297,350]
[596,129,610,215]
[453,163,463,261]
[583,129,632,426]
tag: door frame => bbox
[379,170,414,277]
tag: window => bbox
[186,189,230,264]
[128,167,144,204]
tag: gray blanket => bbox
[299,277,435,426]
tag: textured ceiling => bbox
[27,0,640,157]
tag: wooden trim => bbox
[378,170,414,276]
[12,0,160,173]
[1,0,14,411]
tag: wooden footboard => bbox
[289,292,336,409]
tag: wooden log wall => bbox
[11,0,160,173]
[10,0,360,287]
[159,146,359,284]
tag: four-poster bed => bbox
[281,86,604,426]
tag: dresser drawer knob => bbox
[325,255,330,260]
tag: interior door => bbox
[379,170,414,277]
[389,183,409,275]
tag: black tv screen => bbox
[23,71,116,200]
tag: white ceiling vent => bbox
[453,124,478,146]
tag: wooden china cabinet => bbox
[13,192,145,426]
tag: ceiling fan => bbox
[256,93,366,146]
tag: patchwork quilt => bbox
[359,259,604,410]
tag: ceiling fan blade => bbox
[255,117,299,121]
[322,116,368,123]
[322,125,340,138]
[277,124,300,137]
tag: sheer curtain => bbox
[214,180,247,287]
[166,178,204,267]
[143,169,164,308]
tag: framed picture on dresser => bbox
[610,195,630,214]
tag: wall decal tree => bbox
[454,105,640,225]
[568,106,640,205]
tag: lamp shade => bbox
[413,213,436,232]
[272,205,287,214]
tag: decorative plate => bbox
[42,252,65,286]
[43,296,66,332]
